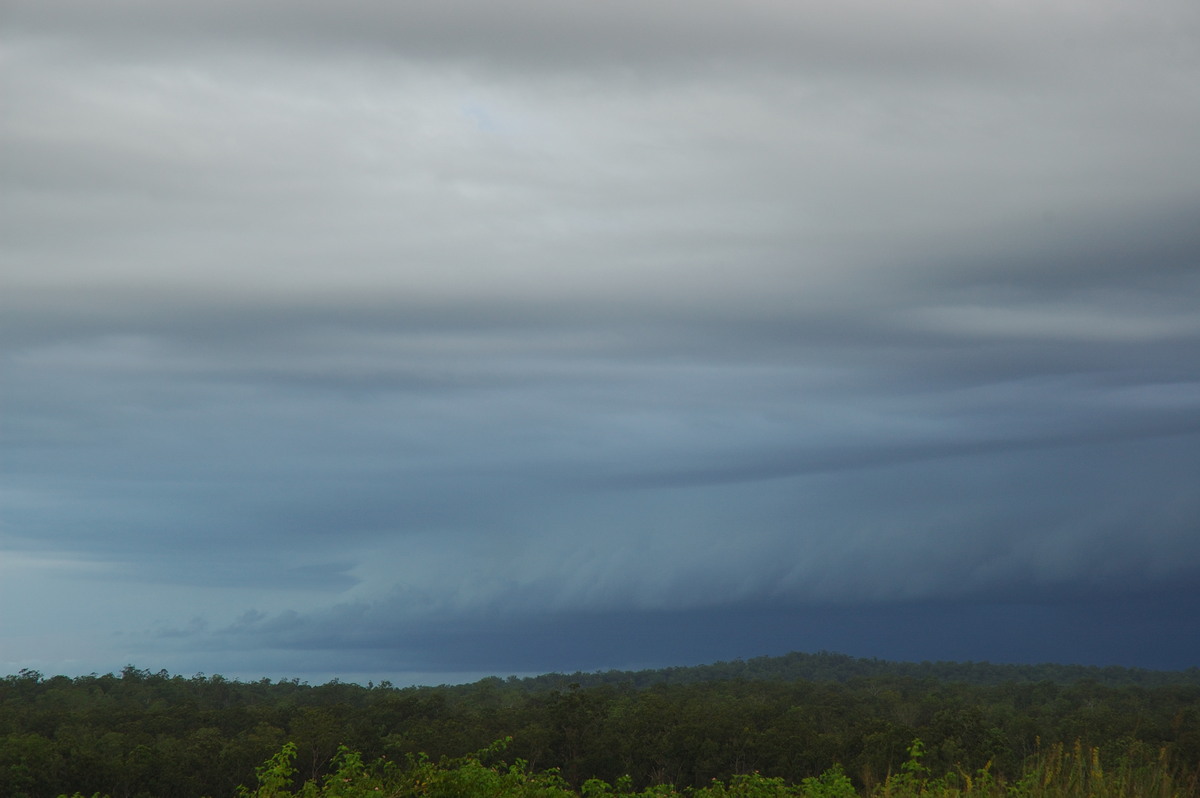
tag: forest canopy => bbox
[3,652,1199,797]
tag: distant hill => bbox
[499,650,1200,692]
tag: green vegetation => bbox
[3,654,1198,797]
[226,735,1194,797]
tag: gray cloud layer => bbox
[3,0,1199,680]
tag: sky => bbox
[3,0,1200,685]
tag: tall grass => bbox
[999,738,1194,798]
[872,737,1195,798]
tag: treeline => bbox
[513,651,1200,691]
[3,655,1199,798]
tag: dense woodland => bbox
[3,652,1199,798]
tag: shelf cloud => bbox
[3,0,1199,682]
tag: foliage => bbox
[238,741,299,798]
[44,737,1200,798]
[230,739,1200,798]
[800,764,856,798]
[0,656,1197,797]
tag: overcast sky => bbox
[3,0,1200,684]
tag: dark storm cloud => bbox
[3,0,1200,679]
[200,580,1200,675]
